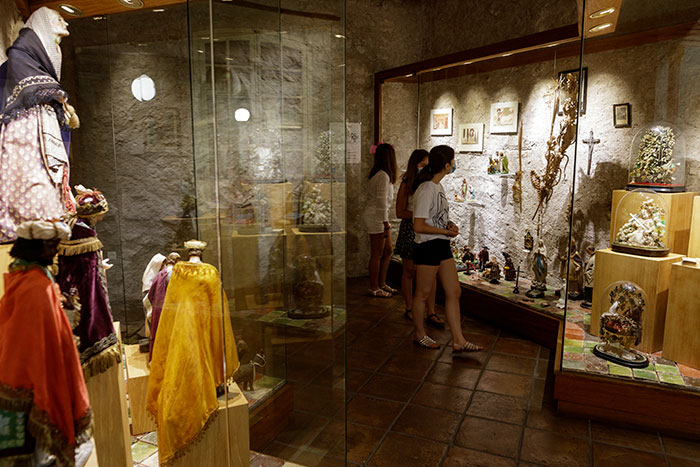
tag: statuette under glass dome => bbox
[627,122,686,193]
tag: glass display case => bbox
[611,189,670,257]
[627,122,686,193]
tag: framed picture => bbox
[458,123,485,153]
[430,108,453,136]
[557,67,587,115]
[613,103,631,128]
[489,101,519,134]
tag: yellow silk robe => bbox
[146,261,239,463]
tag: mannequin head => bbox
[10,220,71,265]
[184,240,207,263]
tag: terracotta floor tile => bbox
[454,416,521,458]
[590,422,661,452]
[439,346,489,367]
[368,432,447,466]
[466,391,528,425]
[493,337,540,358]
[539,347,552,360]
[529,378,548,409]
[592,442,665,467]
[309,419,345,452]
[462,318,500,336]
[293,384,345,415]
[350,334,404,353]
[462,332,498,350]
[526,405,589,438]
[427,362,482,389]
[668,457,700,466]
[346,394,403,429]
[273,411,330,448]
[476,370,532,398]
[391,338,446,361]
[678,364,700,379]
[411,381,472,413]
[442,446,516,467]
[391,404,461,443]
[662,435,700,460]
[520,428,590,467]
[486,353,537,376]
[347,348,388,372]
[329,422,385,464]
[378,353,435,380]
[260,443,297,464]
[358,373,421,402]
[535,358,551,379]
[346,368,372,392]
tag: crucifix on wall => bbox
[582,129,600,176]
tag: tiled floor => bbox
[259,276,700,466]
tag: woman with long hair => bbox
[364,143,398,297]
[411,145,482,354]
[395,149,443,328]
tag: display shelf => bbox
[233,303,346,336]
[688,196,700,257]
[124,344,156,435]
[663,262,700,369]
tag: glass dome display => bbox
[627,122,686,192]
[611,189,669,257]
[593,281,649,368]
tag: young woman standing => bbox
[364,143,398,297]
[411,145,482,353]
[395,149,443,328]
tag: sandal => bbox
[426,313,445,329]
[403,309,413,321]
[413,335,440,349]
[380,284,398,294]
[369,288,392,298]
[452,342,484,355]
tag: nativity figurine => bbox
[485,259,501,284]
[526,239,547,298]
[503,252,516,281]
[564,239,584,300]
[477,246,490,271]
[289,255,328,319]
[582,246,596,309]
[613,198,668,256]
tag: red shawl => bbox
[0,267,91,466]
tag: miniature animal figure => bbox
[234,350,266,391]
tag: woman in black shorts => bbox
[395,149,443,328]
[411,145,483,354]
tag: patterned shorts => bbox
[394,218,415,259]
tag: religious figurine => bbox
[526,239,547,298]
[488,156,499,174]
[462,246,476,273]
[524,231,534,251]
[0,220,92,466]
[501,154,509,174]
[564,240,585,300]
[288,255,329,319]
[582,246,596,309]
[0,8,79,243]
[300,185,333,231]
[613,199,668,255]
[478,246,490,271]
[146,252,180,362]
[513,266,521,294]
[485,259,501,284]
[469,186,476,201]
[503,252,516,281]
[629,126,677,186]
[451,242,465,268]
[455,178,468,203]
[314,130,332,178]
[57,186,121,379]
[593,282,649,368]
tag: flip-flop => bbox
[369,288,392,298]
[413,335,440,349]
[381,284,398,294]
[452,342,484,355]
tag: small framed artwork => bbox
[489,101,519,134]
[458,123,484,153]
[557,67,588,115]
[430,108,453,136]
[613,103,631,128]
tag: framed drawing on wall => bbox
[613,103,631,128]
[458,123,485,152]
[430,108,453,136]
[557,67,588,115]
[489,101,519,134]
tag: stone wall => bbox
[0,0,22,62]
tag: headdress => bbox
[16,219,71,241]
[24,7,68,81]
[75,185,109,218]
[184,239,207,251]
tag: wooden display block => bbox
[124,344,157,435]
[687,196,700,257]
[169,383,249,467]
[610,190,697,255]
[663,262,700,368]
[0,243,11,298]
[87,322,132,467]
[591,249,682,352]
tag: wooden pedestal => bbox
[0,243,12,298]
[124,344,157,435]
[87,322,132,467]
[591,249,682,352]
[663,262,700,368]
[687,196,700,257]
[610,190,697,255]
[168,383,249,467]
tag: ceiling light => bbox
[547,42,558,47]
[58,4,83,16]
[117,0,144,9]
[197,49,204,54]
[501,53,513,57]
[92,15,106,20]
[463,61,472,65]
[234,108,250,122]
[132,75,156,102]
[589,7,616,19]
[334,34,345,39]
[588,22,613,33]
[152,8,165,12]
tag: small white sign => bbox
[347,122,361,164]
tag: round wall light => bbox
[588,22,613,33]
[131,74,156,102]
[234,108,251,122]
[58,4,83,16]
[589,7,616,19]
[117,0,144,9]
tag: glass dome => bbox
[627,122,686,192]
[611,189,669,257]
[593,281,649,368]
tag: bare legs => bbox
[368,232,392,291]
[401,258,416,311]
[412,264,438,339]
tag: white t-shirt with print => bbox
[413,180,450,243]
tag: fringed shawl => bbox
[147,262,239,465]
[0,266,92,466]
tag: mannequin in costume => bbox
[146,252,180,362]
[147,240,239,464]
[57,186,120,379]
[0,8,79,243]
[0,220,92,467]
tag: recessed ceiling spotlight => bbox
[463,61,472,65]
[117,0,144,9]
[58,4,83,16]
[334,34,345,39]
[501,52,513,57]
[92,15,106,20]
[152,8,165,12]
[588,22,613,33]
[547,42,558,47]
[589,7,616,19]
